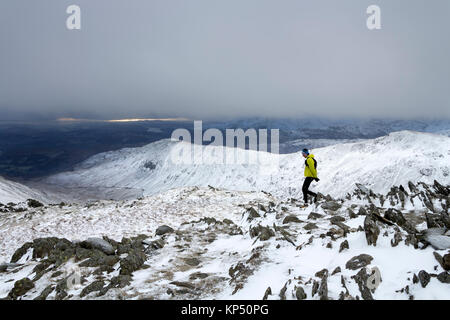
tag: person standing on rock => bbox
[301,148,319,207]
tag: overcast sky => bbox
[0,0,449,121]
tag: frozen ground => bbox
[0,181,448,300]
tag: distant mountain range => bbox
[1,118,449,179]
[40,130,450,201]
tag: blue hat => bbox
[302,148,309,155]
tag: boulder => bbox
[308,212,324,220]
[82,238,115,255]
[345,254,373,270]
[358,207,367,216]
[34,285,54,301]
[27,199,43,208]
[391,232,403,247]
[247,207,261,219]
[347,208,357,219]
[155,225,174,236]
[421,228,450,250]
[249,225,274,241]
[189,272,209,280]
[184,257,201,267]
[119,249,146,275]
[321,201,342,211]
[364,215,380,246]
[304,223,318,231]
[418,270,430,288]
[10,242,33,263]
[339,240,349,253]
[331,266,341,275]
[8,278,35,299]
[80,280,105,298]
[315,269,328,279]
[444,254,450,271]
[351,268,373,300]
[295,286,307,300]
[262,287,272,300]
[282,215,303,224]
[437,272,450,284]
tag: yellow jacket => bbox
[304,154,318,178]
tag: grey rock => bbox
[34,284,54,300]
[83,238,115,255]
[10,242,33,263]
[304,223,318,231]
[391,231,403,247]
[143,239,165,251]
[347,208,357,219]
[311,280,319,297]
[315,268,328,279]
[332,221,351,234]
[189,272,209,280]
[80,280,105,298]
[249,225,274,241]
[418,270,430,288]
[364,214,380,246]
[339,240,349,253]
[330,216,346,224]
[8,277,35,299]
[444,254,450,271]
[282,215,303,224]
[331,266,341,275]
[279,281,288,300]
[27,199,43,208]
[346,254,373,270]
[308,212,324,220]
[184,257,201,266]
[0,263,22,273]
[351,268,373,300]
[155,225,174,236]
[358,207,367,216]
[295,286,307,300]
[170,281,196,290]
[119,249,146,275]
[318,274,328,300]
[262,287,272,300]
[437,272,450,284]
[110,275,132,288]
[422,233,450,250]
[321,201,342,211]
[247,207,261,219]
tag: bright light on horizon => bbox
[57,117,190,122]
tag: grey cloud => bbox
[0,0,449,120]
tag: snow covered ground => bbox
[0,130,448,300]
[0,181,448,300]
[46,130,450,200]
[0,177,58,204]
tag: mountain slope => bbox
[0,177,54,204]
[0,182,448,300]
[46,131,450,200]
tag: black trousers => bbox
[302,177,317,203]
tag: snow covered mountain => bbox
[205,117,450,140]
[0,176,54,204]
[46,131,450,200]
